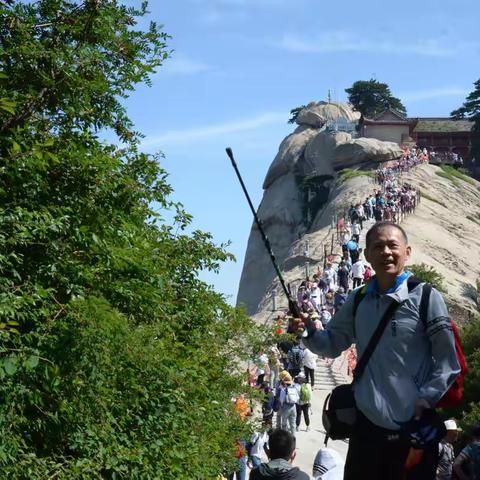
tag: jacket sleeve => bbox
[302,292,356,358]
[418,288,461,406]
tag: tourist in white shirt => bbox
[302,347,318,388]
[351,259,365,289]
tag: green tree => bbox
[288,104,306,124]
[451,79,480,161]
[0,1,265,478]
[345,79,407,120]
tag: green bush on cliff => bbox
[0,2,261,478]
[409,263,447,293]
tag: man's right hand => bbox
[296,314,323,335]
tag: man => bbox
[300,222,460,480]
[302,346,317,388]
[436,419,460,480]
[333,287,347,312]
[346,238,358,263]
[337,261,350,292]
[453,424,480,480]
[287,340,304,378]
[351,258,365,289]
[250,429,310,480]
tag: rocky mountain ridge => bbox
[236,102,480,321]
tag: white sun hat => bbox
[444,419,462,431]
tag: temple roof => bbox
[412,118,474,133]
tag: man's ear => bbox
[364,246,371,264]
[289,450,296,464]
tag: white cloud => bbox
[162,56,210,75]
[277,31,471,57]
[401,87,471,103]
[142,111,286,147]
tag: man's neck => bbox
[376,274,400,293]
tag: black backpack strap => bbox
[352,284,368,317]
[419,283,432,329]
[407,277,431,328]
[353,299,400,381]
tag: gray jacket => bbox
[303,277,460,430]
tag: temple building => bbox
[361,109,412,144]
[361,109,476,159]
[410,118,475,159]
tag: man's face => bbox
[446,430,458,443]
[365,226,411,278]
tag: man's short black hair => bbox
[268,429,296,460]
[365,222,408,250]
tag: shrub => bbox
[338,168,374,184]
[409,263,447,293]
[0,2,264,478]
[435,165,476,186]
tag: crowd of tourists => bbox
[226,158,476,480]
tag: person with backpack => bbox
[294,373,312,432]
[297,221,462,480]
[275,372,299,437]
[287,341,304,378]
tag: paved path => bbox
[293,357,349,475]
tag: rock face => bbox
[237,101,390,314]
[296,101,361,128]
[236,100,480,318]
[263,126,318,189]
[333,138,403,169]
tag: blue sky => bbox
[123,0,480,304]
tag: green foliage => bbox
[345,79,407,120]
[338,168,374,184]
[409,264,446,293]
[288,104,307,124]
[435,165,476,186]
[451,78,480,160]
[0,1,264,478]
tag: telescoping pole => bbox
[226,147,300,317]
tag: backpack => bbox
[300,383,312,403]
[286,385,300,405]
[289,347,303,369]
[353,276,468,409]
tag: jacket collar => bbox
[366,271,412,302]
